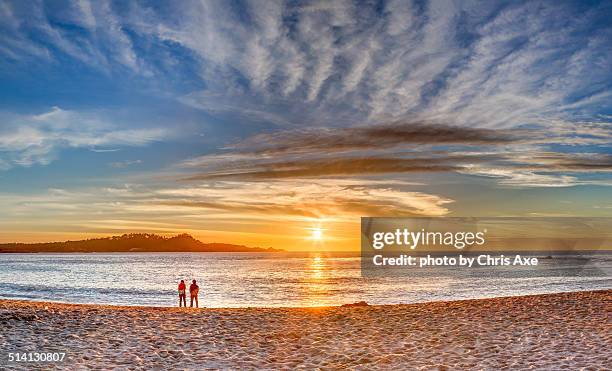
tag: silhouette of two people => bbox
[178,279,199,308]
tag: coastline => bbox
[1,290,610,369]
[0,287,608,309]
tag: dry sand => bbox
[0,290,610,370]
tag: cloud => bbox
[0,180,453,239]
[179,121,610,185]
[90,148,121,153]
[156,179,453,218]
[0,0,143,73]
[125,0,610,130]
[184,156,469,181]
[511,153,612,172]
[224,121,519,155]
[179,120,517,180]
[109,160,143,169]
[0,107,166,169]
[183,150,611,184]
[460,167,612,188]
[2,1,610,130]
[460,151,612,187]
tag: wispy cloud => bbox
[0,107,166,169]
[2,1,611,134]
[4,1,610,129]
[0,180,452,245]
[90,148,121,153]
[156,179,452,219]
[132,0,611,130]
[109,159,143,169]
[0,0,142,73]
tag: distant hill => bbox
[0,233,283,253]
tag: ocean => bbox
[0,252,610,307]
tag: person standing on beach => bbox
[178,280,187,307]
[190,279,199,308]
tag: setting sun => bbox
[310,228,324,241]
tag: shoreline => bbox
[0,288,610,310]
[1,290,610,369]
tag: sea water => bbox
[0,252,609,307]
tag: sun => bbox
[306,223,326,243]
[311,228,323,240]
[306,227,325,241]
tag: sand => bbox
[0,290,610,370]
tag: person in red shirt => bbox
[189,279,199,308]
[178,280,186,307]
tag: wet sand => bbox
[1,290,610,369]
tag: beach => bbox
[1,290,610,370]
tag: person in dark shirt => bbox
[178,280,186,307]
[189,279,199,308]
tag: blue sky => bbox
[0,0,610,248]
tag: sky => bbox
[0,0,610,250]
